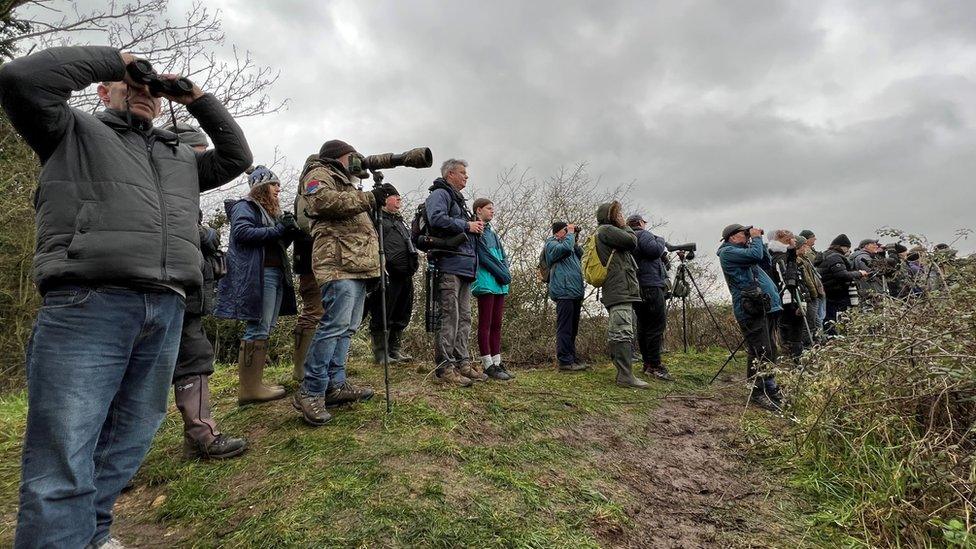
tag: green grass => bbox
[0,349,763,547]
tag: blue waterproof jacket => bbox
[545,233,585,301]
[633,228,668,288]
[425,178,477,279]
[215,198,297,321]
[472,223,510,296]
[717,238,782,321]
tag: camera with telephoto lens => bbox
[349,147,433,178]
[126,59,195,97]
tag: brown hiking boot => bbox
[324,381,375,407]
[457,362,487,382]
[434,365,473,387]
[293,390,332,426]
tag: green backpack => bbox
[581,234,614,287]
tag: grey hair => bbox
[440,158,468,177]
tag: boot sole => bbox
[238,392,288,406]
[615,381,651,389]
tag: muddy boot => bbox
[388,330,413,363]
[611,341,649,389]
[371,331,394,365]
[175,375,247,460]
[324,381,375,407]
[434,364,473,387]
[292,327,316,382]
[749,382,781,413]
[642,363,673,381]
[293,390,332,426]
[458,361,488,382]
[238,339,286,406]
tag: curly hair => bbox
[248,183,281,218]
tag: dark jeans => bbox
[634,286,667,367]
[173,311,214,380]
[16,287,184,548]
[366,274,414,333]
[476,294,505,356]
[555,298,582,365]
[736,310,780,394]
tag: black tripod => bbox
[370,170,392,414]
[673,253,737,356]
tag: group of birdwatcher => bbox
[0,45,961,548]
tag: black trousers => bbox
[555,298,582,365]
[778,306,805,360]
[737,310,779,387]
[634,286,667,367]
[824,299,848,336]
[366,274,414,333]
[173,312,215,381]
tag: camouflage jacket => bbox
[298,156,380,284]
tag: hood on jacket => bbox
[97,108,179,146]
[767,240,790,254]
[596,201,622,226]
[429,177,455,193]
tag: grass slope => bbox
[0,350,779,547]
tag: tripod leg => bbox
[685,267,736,353]
[709,338,746,385]
[681,296,688,353]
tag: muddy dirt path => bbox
[562,377,792,548]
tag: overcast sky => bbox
[29,0,976,254]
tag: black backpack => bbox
[411,203,432,251]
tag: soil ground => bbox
[0,350,804,548]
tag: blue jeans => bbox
[242,267,284,340]
[302,279,367,395]
[16,286,184,548]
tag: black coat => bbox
[818,248,860,302]
[376,210,419,277]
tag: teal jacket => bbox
[717,238,783,321]
[545,233,584,301]
[472,223,510,296]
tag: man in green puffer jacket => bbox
[594,201,649,389]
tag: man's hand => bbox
[468,220,485,234]
[157,74,205,104]
[859,270,869,278]
[749,227,763,238]
[566,223,576,234]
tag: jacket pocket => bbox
[336,232,379,273]
[65,201,99,259]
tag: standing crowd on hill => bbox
[0,46,963,548]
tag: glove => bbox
[279,212,301,235]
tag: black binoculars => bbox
[126,59,195,97]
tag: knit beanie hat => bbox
[319,139,356,160]
[795,235,807,247]
[799,229,815,239]
[246,165,279,188]
[831,233,852,248]
[552,221,568,234]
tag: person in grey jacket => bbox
[0,45,251,548]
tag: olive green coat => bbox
[595,201,641,308]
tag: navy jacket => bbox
[545,233,585,301]
[215,198,297,321]
[633,228,668,288]
[425,178,477,279]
